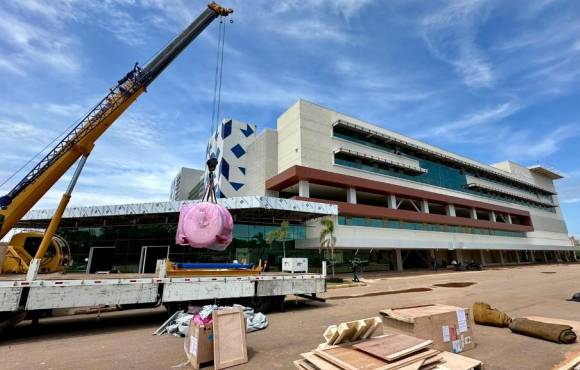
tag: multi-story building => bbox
[20,99,576,274]
[169,167,204,201]
[205,119,257,198]
[212,99,575,270]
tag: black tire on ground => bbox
[247,296,273,313]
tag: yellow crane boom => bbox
[0,2,233,241]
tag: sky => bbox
[0,0,579,236]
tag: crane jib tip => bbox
[208,2,233,16]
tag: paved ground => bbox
[2,264,580,370]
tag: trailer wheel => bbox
[0,311,26,334]
[247,296,273,313]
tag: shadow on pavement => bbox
[2,307,167,344]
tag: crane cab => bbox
[1,232,71,274]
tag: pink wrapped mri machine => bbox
[175,202,233,251]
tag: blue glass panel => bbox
[231,144,246,158]
[240,124,254,137]
[222,120,232,139]
[220,159,230,180]
[230,182,244,191]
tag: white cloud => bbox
[499,124,580,161]
[421,0,494,88]
[0,5,81,76]
[267,18,351,43]
[417,101,520,140]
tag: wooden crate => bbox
[380,304,475,354]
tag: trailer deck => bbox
[0,266,326,314]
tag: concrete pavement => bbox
[1,264,580,369]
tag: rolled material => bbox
[509,318,577,344]
[175,202,233,251]
[473,302,512,327]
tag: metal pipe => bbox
[34,155,89,261]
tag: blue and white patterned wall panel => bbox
[205,119,257,198]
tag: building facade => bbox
[20,100,576,274]
[209,99,575,270]
[20,197,337,273]
[205,119,257,198]
[169,167,204,201]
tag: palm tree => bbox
[267,221,289,259]
[319,217,337,277]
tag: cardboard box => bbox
[380,304,475,354]
[184,320,214,369]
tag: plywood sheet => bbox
[432,351,482,370]
[294,359,318,370]
[315,346,439,370]
[381,305,464,322]
[315,347,388,370]
[301,352,342,370]
[353,334,432,362]
[213,308,248,369]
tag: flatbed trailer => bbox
[0,261,327,329]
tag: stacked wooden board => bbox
[293,333,482,370]
[324,317,383,345]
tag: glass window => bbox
[233,224,249,240]
[369,218,383,228]
[387,220,400,229]
[333,126,554,212]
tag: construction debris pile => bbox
[154,304,268,337]
[295,331,481,370]
[295,304,482,370]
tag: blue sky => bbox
[0,0,578,236]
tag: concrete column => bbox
[490,211,497,222]
[516,251,521,264]
[446,204,456,217]
[395,249,403,272]
[455,250,464,263]
[530,250,536,263]
[470,208,478,220]
[387,194,397,209]
[421,200,430,213]
[506,214,513,224]
[543,251,548,263]
[298,180,310,198]
[347,187,357,204]
[499,251,505,265]
[479,250,486,266]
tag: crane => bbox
[0,2,233,277]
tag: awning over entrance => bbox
[17,196,338,228]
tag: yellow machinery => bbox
[1,232,71,274]
[0,3,233,275]
[165,260,262,277]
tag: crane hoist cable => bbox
[210,16,228,134]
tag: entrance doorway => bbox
[86,247,115,273]
[139,246,169,273]
[402,250,430,269]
